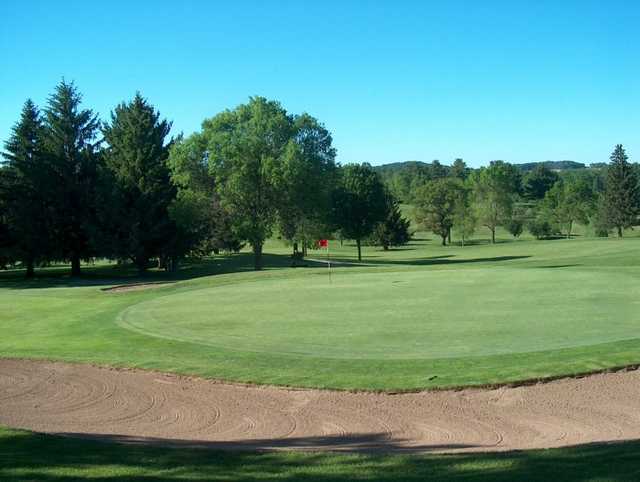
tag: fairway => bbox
[118,267,640,360]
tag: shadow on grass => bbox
[0,253,304,290]
[0,251,534,290]
[535,264,582,269]
[326,255,531,267]
[57,431,480,453]
[1,428,640,481]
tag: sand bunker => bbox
[1,359,639,453]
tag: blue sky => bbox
[1,0,638,167]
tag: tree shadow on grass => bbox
[56,431,480,453]
[324,255,531,267]
[535,264,582,269]
[0,253,301,290]
[0,251,533,290]
[1,428,640,481]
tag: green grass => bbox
[2,229,640,390]
[1,425,639,481]
[3,231,640,479]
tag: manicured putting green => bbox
[118,267,640,360]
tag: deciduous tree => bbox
[332,164,387,261]
[541,179,594,238]
[169,144,243,257]
[523,164,559,200]
[205,97,294,270]
[452,180,476,246]
[450,158,469,180]
[277,113,337,256]
[414,178,460,246]
[470,161,521,243]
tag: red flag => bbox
[318,239,328,248]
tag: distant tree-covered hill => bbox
[515,160,586,172]
[372,160,429,174]
[371,159,598,202]
[372,160,451,202]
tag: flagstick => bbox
[327,241,332,284]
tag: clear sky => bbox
[1,0,638,167]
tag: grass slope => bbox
[1,426,639,481]
[2,232,640,390]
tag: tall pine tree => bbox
[102,93,176,273]
[43,81,101,276]
[2,100,53,277]
[604,144,639,237]
[369,192,411,250]
[0,166,13,268]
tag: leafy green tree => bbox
[43,81,101,276]
[206,97,294,270]
[541,179,594,238]
[429,160,449,179]
[332,163,387,261]
[102,93,176,272]
[168,132,246,259]
[450,158,469,180]
[2,100,53,276]
[414,178,460,246]
[592,194,613,237]
[277,113,337,257]
[470,161,521,243]
[527,218,554,239]
[603,144,639,237]
[523,164,559,200]
[452,180,476,246]
[168,133,219,258]
[369,192,411,250]
[167,189,219,260]
[505,218,524,238]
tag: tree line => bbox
[410,148,639,246]
[0,82,411,276]
[2,82,637,277]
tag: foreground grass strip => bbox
[1,426,639,481]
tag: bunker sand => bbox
[1,359,639,453]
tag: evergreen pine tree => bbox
[43,81,101,275]
[370,193,411,250]
[604,144,639,237]
[2,100,53,277]
[102,93,176,272]
[0,166,13,268]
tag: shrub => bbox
[527,219,554,239]
[506,218,524,238]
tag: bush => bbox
[591,200,612,237]
[505,219,524,238]
[527,219,554,239]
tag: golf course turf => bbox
[2,231,640,480]
[2,232,640,391]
